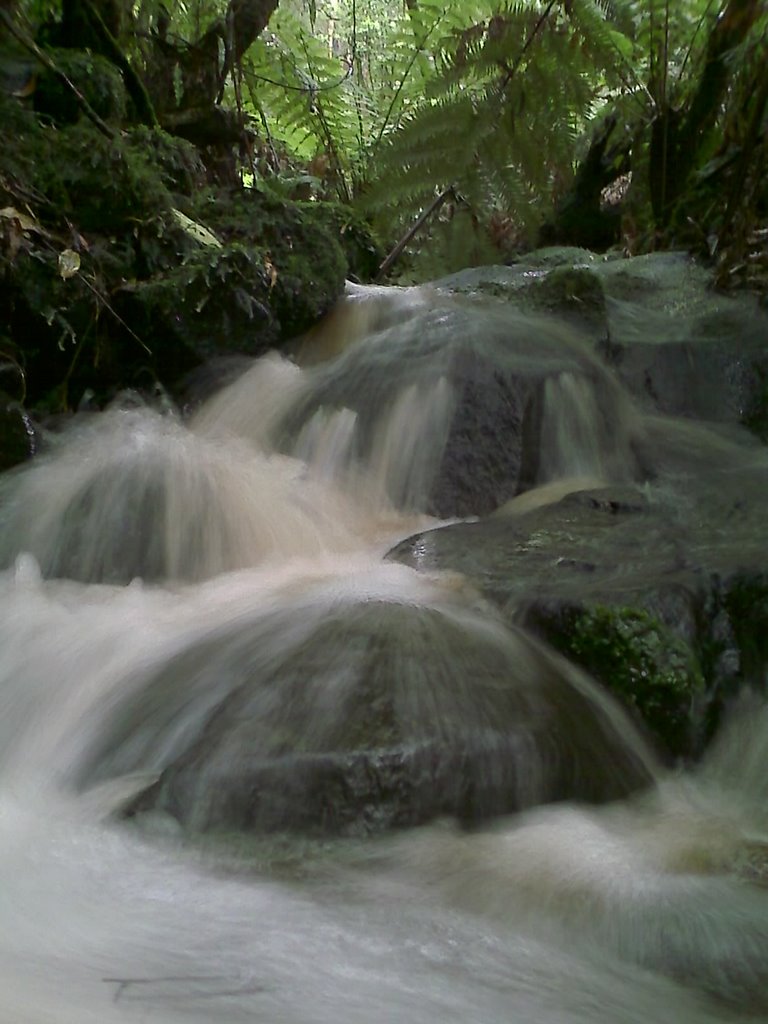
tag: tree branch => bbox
[376,187,454,280]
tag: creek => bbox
[1,272,768,1023]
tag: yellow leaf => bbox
[264,257,278,289]
[58,249,81,280]
[171,208,222,248]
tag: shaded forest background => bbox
[0,0,766,422]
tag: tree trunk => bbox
[60,0,158,125]
[539,116,630,250]
[220,0,281,86]
[650,0,760,226]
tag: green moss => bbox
[36,122,172,233]
[0,101,177,405]
[520,247,599,268]
[301,201,382,282]
[188,188,347,339]
[556,605,704,756]
[123,242,279,367]
[532,265,607,321]
[125,127,206,196]
[0,93,351,405]
[0,91,52,185]
[34,49,127,126]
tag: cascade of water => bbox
[0,405,394,584]
[0,281,767,1024]
[191,349,305,446]
[538,370,640,484]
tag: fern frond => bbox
[360,0,636,263]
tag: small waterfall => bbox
[365,378,454,511]
[295,280,437,364]
[293,405,359,483]
[191,350,305,446]
[289,378,454,512]
[0,406,376,584]
[538,370,639,483]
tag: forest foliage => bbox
[2,0,767,283]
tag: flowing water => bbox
[1,284,768,1023]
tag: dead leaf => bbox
[0,205,39,233]
[264,257,278,289]
[12,71,37,98]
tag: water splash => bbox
[0,406,378,583]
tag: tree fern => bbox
[242,7,363,194]
[361,0,636,261]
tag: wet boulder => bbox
[435,251,768,437]
[278,298,635,518]
[389,457,768,758]
[79,571,656,836]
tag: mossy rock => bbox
[126,126,207,196]
[529,265,607,326]
[4,81,170,238]
[0,212,141,407]
[546,604,705,758]
[33,121,172,233]
[34,49,127,126]
[302,201,382,282]
[513,246,599,269]
[1,243,97,405]
[0,91,52,184]
[188,188,348,339]
[270,216,347,338]
[118,242,280,377]
[0,94,349,404]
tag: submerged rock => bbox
[78,571,657,835]
[276,297,640,518]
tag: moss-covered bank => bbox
[0,59,377,424]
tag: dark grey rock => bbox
[0,392,36,471]
[278,300,636,517]
[388,451,768,757]
[434,251,768,433]
[92,592,656,836]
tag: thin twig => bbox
[81,273,152,356]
